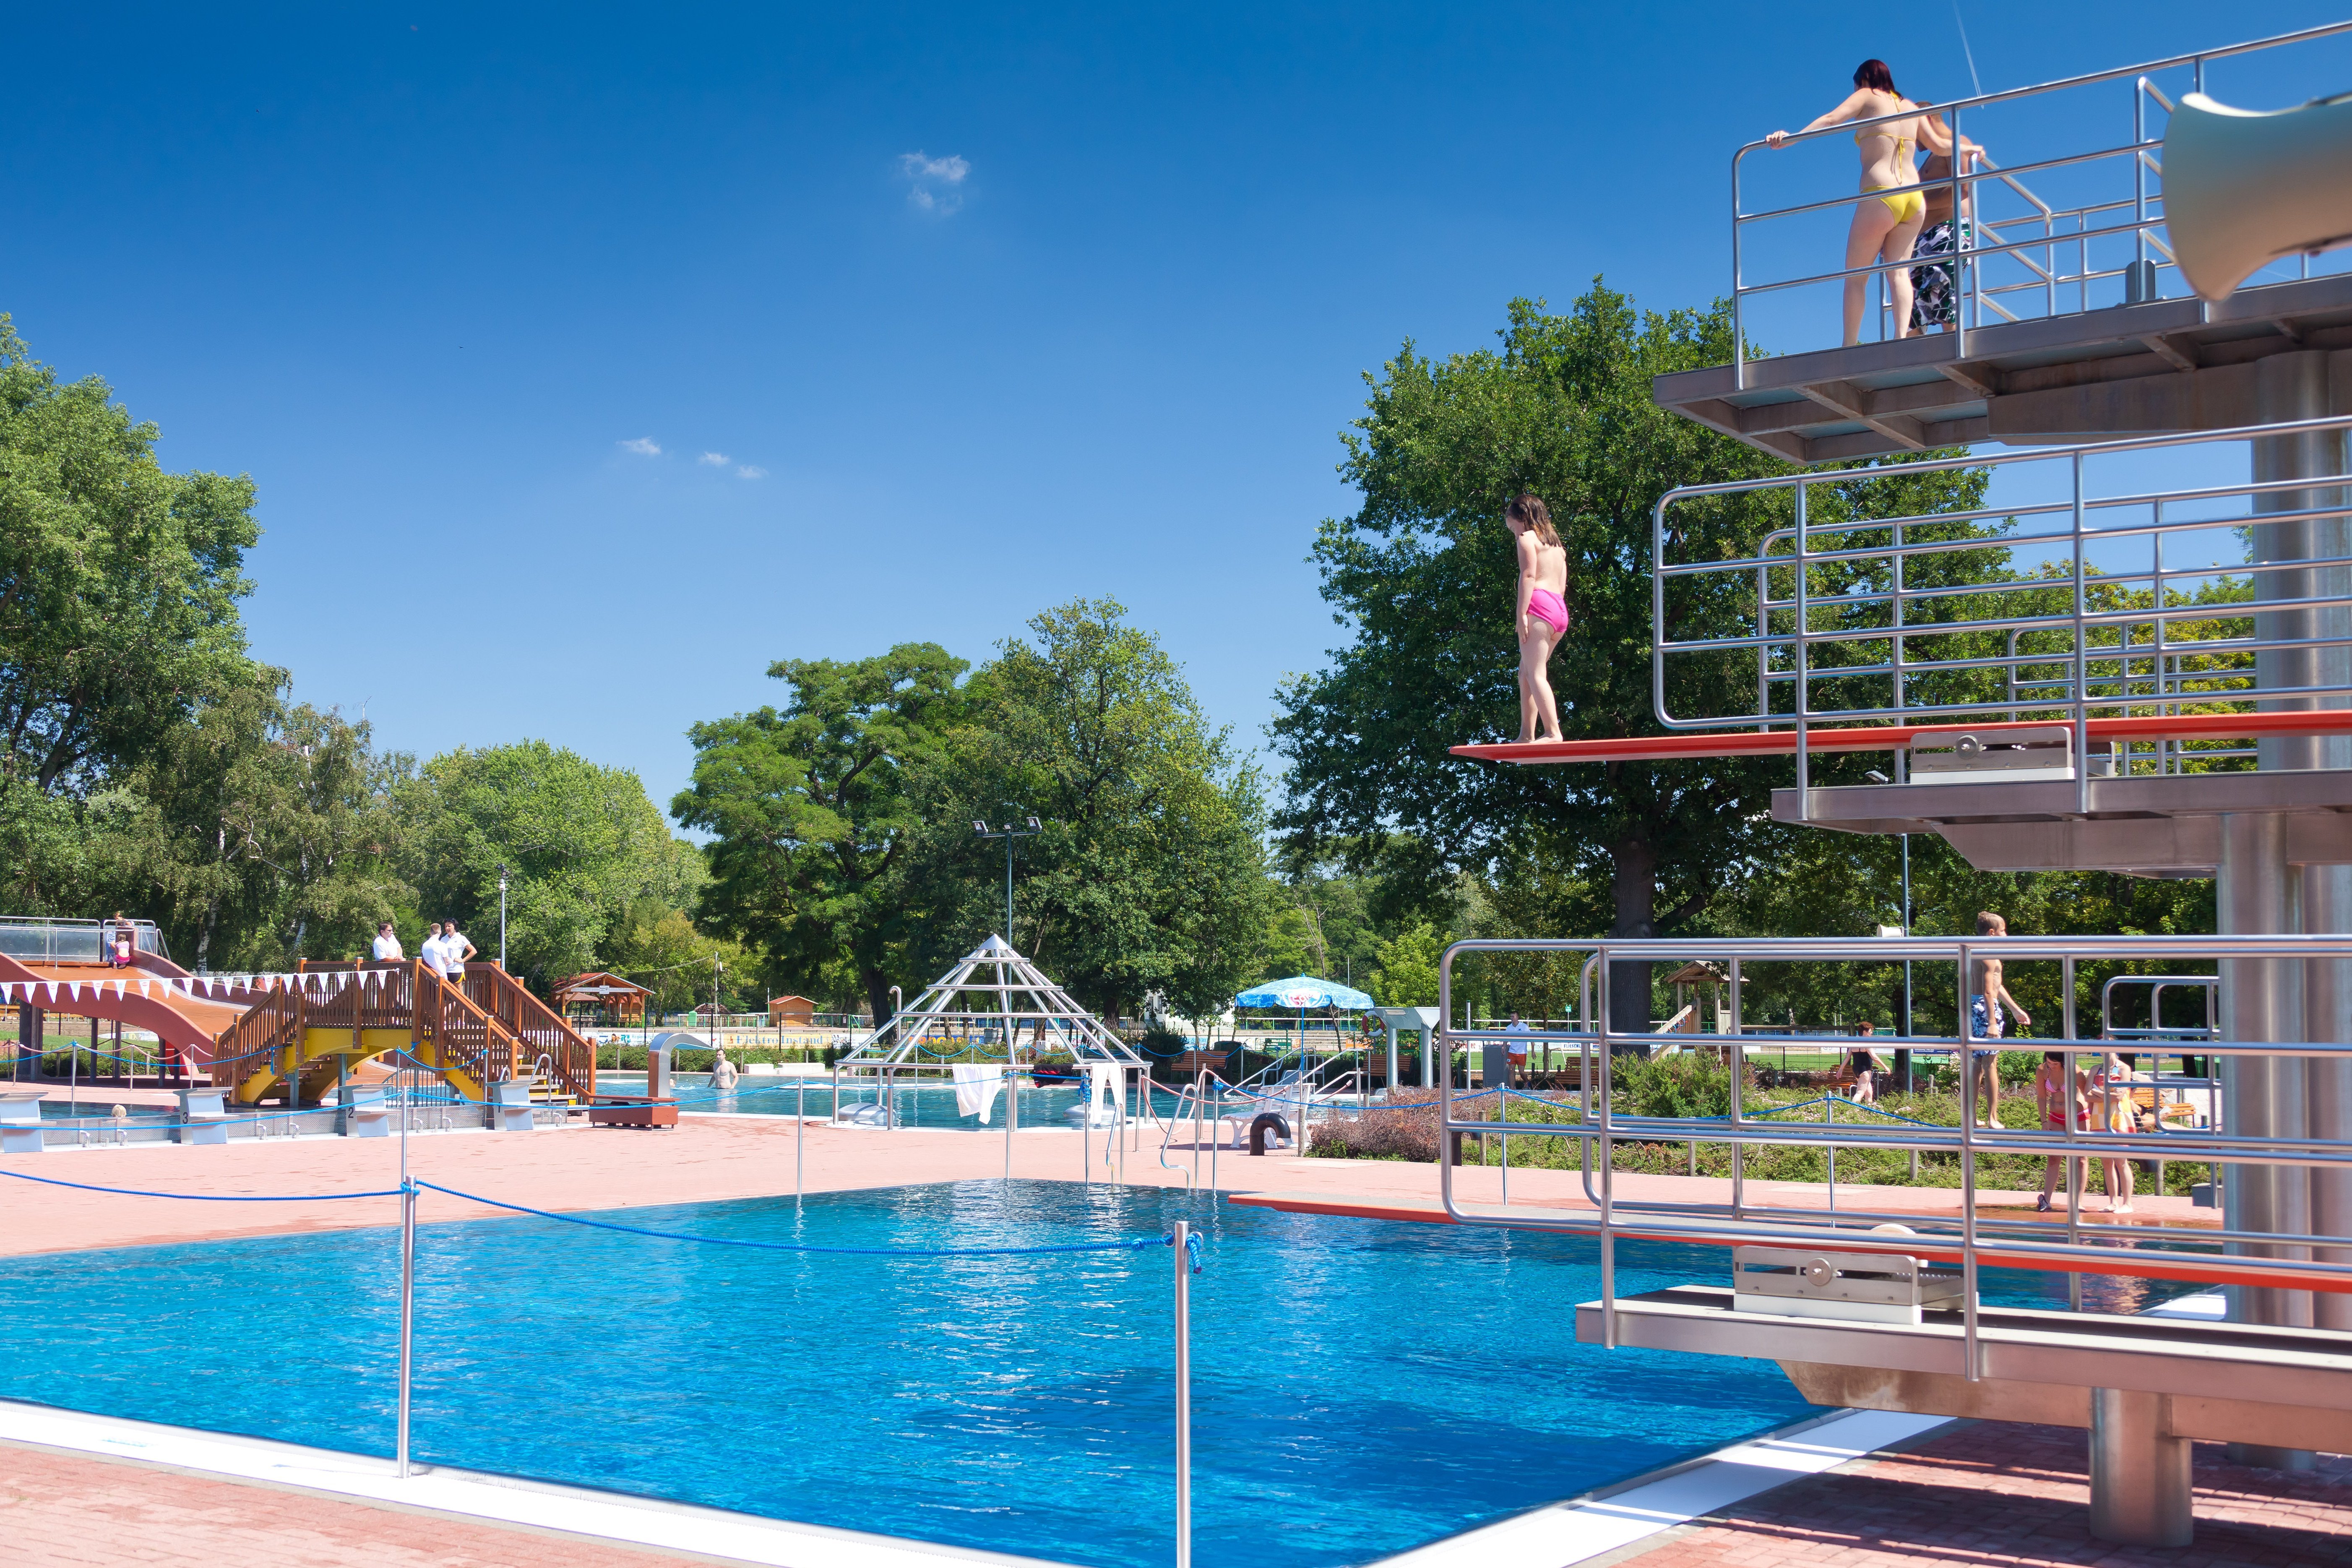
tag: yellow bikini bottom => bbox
[1872,186,1925,224]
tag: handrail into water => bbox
[1432,932,2352,1382]
[1729,19,2352,383]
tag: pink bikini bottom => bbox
[1526,589,1569,636]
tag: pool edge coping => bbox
[0,1396,1085,1568]
[1364,1406,1956,1568]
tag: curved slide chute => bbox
[0,955,247,1074]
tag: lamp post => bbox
[497,863,509,969]
[973,809,1042,945]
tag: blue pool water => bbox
[37,1101,174,1120]
[0,1181,2191,1567]
[613,1075,1202,1128]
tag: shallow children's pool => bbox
[607,1073,1203,1128]
[0,1180,2190,1567]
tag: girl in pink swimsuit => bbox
[1507,492,1570,744]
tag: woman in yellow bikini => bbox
[1767,60,1954,345]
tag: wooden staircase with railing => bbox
[207,959,598,1107]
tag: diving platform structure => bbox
[1433,20,2352,1550]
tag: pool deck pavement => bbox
[1,1116,2337,1568]
[1607,1420,2351,1568]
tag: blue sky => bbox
[8,3,2348,815]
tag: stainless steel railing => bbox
[1430,932,2352,1373]
[1733,20,2352,384]
[1651,412,2352,804]
[0,918,170,964]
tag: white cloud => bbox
[698,451,729,466]
[737,465,768,480]
[898,151,970,214]
[618,437,662,456]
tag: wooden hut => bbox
[1660,961,1727,1035]
[551,972,651,1027]
[768,994,816,1027]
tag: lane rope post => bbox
[396,1177,416,1479]
[1173,1217,1191,1568]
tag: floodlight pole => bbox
[497,863,508,970]
[973,808,1042,945]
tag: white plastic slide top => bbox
[2166,89,2352,301]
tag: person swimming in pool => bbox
[1507,491,1570,744]
[1766,59,1956,346]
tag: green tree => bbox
[674,644,969,1024]
[402,740,686,984]
[1369,921,1443,1008]
[0,318,262,916]
[120,672,409,970]
[930,599,1276,1021]
[603,904,754,1017]
[0,318,258,800]
[1250,902,1325,982]
[1273,284,1983,1032]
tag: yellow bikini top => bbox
[1855,97,1910,159]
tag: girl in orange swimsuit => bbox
[1767,59,1955,346]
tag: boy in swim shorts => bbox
[1970,911,2030,1128]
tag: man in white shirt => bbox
[441,922,477,979]
[419,922,446,976]
[371,921,404,961]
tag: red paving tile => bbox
[1621,1423,2350,1568]
[0,1440,714,1567]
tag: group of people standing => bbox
[1838,908,2142,1211]
[1769,57,1986,345]
[370,919,477,980]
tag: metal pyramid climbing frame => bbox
[837,934,1143,1069]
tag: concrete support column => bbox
[2087,1389,2193,1547]
[2262,360,2352,1336]
[2250,353,2346,768]
[2226,354,2345,1462]
[2219,811,2310,1318]
[2308,865,2352,1333]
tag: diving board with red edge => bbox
[1450,709,2352,766]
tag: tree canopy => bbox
[673,643,968,1025]
[406,740,696,983]
[1273,283,1985,1029]
[0,318,256,801]
[681,602,1274,1023]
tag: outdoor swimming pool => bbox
[0,1180,2193,1567]
[607,1073,1205,1128]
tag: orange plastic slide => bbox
[0,953,247,1071]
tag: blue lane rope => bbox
[0,1167,404,1201]
[408,1178,1188,1260]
